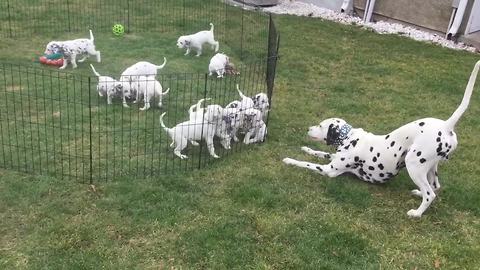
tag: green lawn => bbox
[2,3,480,270]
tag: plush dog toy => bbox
[39,53,64,67]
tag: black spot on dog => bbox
[419,122,425,126]
[340,157,345,161]
[394,154,397,157]
[346,164,351,168]
[330,165,334,169]
[379,173,384,178]
[378,164,384,170]
[325,154,331,159]
[420,158,426,163]
[427,191,430,195]
[401,150,407,157]
[354,156,359,162]
[351,140,357,147]
[390,141,395,147]
[436,137,441,142]
[370,147,373,152]
[385,135,390,140]
[438,131,442,136]
[377,153,380,158]
[368,166,374,170]
[406,136,409,140]
[416,151,422,157]
[398,146,402,151]
[316,166,323,172]
[372,156,377,162]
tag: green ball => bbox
[112,24,124,36]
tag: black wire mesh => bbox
[0,2,280,182]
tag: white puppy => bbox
[177,23,219,56]
[120,57,167,83]
[208,53,229,78]
[90,64,129,108]
[45,30,101,69]
[242,108,267,144]
[132,76,170,111]
[160,108,223,159]
[188,98,233,149]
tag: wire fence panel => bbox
[0,2,279,182]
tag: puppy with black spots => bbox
[283,60,480,218]
[44,30,101,69]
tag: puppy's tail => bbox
[155,57,167,70]
[161,88,170,96]
[89,29,94,42]
[236,84,248,99]
[188,98,210,114]
[446,60,480,129]
[89,64,101,77]
[209,23,214,32]
[159,112,174,137]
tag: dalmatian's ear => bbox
[326,123,341,146]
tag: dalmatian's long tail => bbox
[89,64,101,77]
[210,23,214,32]
[446,60,480,129]
[89,30,94,42]
[159,112,174,139]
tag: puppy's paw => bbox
[190,141,199,146]
[407,209,422,218]
[122,103,130,108]
[180,154,188,159]
[282,157,295,165]
[212,154,220,159]
[410,189,422,197]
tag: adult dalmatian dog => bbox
[283,60,480,218]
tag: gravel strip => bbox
[262,0,477,53]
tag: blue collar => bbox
[332,124,352,146]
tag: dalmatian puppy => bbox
[242,108,267,144]
[177,23,219,56]
[45,30,101,69]
[208,53,229,78]
[131,76,170,111]
[188,98,232,149]
[283,60,480,218]
[225,84,255,112]
[119,57,167,83]
[90,64,130,108]
[159,105,224,159]
[251,92,270,120]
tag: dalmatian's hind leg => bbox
[411,163,441,197]
[405,150,439,218]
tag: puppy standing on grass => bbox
[189,98,233,149]
[242,108,267,144]
[45,30,101,69]
[160,105,224,159]
[119,57,167,83]
[208,53,229,78]
[90,64,130,108]
[177,23,219,56]
[131,76,170,111]
[283,60,480,218]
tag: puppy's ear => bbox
[185,40,191,46]
[326,124,340,145]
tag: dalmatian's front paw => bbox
[407,209,422,218]
[282,157,295,165]
[212,154,220,159]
